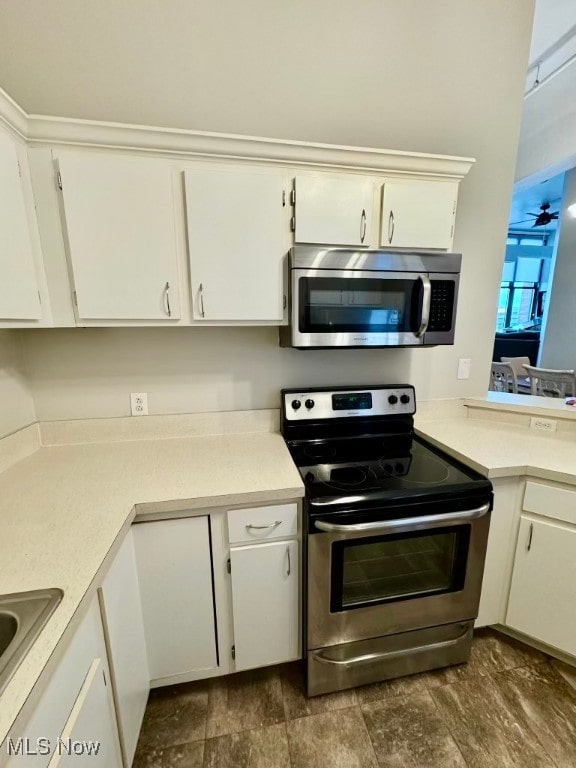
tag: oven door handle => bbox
[311,626,470,668]
[313,502,490,534]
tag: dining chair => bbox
[500,356,532,393]
[490,362,518,394]
[522,365,576,398]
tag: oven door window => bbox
[298,277,419,333]
[330,525,470,612]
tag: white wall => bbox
[540,167,576,369]
[13,0,535,421]
[0,331,36,435]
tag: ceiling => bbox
[509,172,565,231]
[529,0,576,64]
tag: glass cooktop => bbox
[286,434,490,508]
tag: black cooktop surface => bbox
[286,433,491,508]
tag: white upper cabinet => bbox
[57,152,181,321]
[0,130,42,320]
[185,167,286,321]
[294,175,373,247]
[380,179,458,250]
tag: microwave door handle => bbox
[314,503,490,534]
[414,274,431,338]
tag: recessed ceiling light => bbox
[568,203,576,218]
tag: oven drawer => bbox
[227,503,298,544]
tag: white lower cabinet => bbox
[133,516,218,683]
[506,516,576,656]
[229,540,300,671]
[99,530,149,766]
[48,659,121,768]
[6,599,121,767]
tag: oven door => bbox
[307,502,491,650]
[290,268,431,348]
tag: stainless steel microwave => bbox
[279,247,461,349]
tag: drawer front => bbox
[523,481,576,526]
[228,504,298,545]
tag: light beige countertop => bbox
[0,429,303,749]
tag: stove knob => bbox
[400,394,411,404]
[305,399,315,410]
[305,472,315,482]
[291,399,302,410]
[388,395,398,405]
[395,462,404,473]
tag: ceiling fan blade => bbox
[510,219,535,225]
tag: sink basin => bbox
[0,589,63,695]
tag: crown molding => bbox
[0,85,475,178]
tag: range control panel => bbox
[283,386,416,421]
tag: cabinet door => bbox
[230,540,299,671]
[294,175,373,246]
[58,152,181,320]
[99,531,149,766]
[0,130,42,320]
[380,179,458,249]
[506,517,576,656]
[133,517,218,682]
[185,168,286,321]
[49,659,122,768]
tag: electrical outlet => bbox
[530,416,557,433]
[130,392,148,416]
[457,358,471,380]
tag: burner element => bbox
[329,466,368,487]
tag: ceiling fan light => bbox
[568,203,576,218]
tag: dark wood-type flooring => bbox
[133,628,576,767]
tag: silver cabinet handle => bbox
[164,282,171,317]
[245,520,282,531]
[314,502,490,535]
[415,274,432,338]
[527,522,534,551]
[388,210,395,244]
[199,283,205,318]
[286,545,291,576]
[360,209,367,243]
[312,627,470,668]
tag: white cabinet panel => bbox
[133,517,218,682]
[49,659,122,768]
[294,175,373,246]
[523,481,576,526]
[99,531,149,766]
[380,179,458,249]
[506,516,576,656]
[227,503,298,545]
[185,168,286,321]
[58,152,181,321]
[0,130,42,320]
[230,540,299,671]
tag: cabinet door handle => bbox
[360,209,367,243]
[388,210,395,244]
[286,545,291,576]
[245,520,282,531]
[527,522,534,551]
[199,283,205,318]
[164,282,171,317]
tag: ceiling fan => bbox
[510,202,559,228]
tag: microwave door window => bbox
[299,277,415,333]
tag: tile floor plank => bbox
[203,723,290,768]
[431,673,553,768]
[497,662,576,768]
[286,707,378,768]
[206,666,284,739]
[137,681,209,751]
[361,691,467,768]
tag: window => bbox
[496,256,544,331]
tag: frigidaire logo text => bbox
[6,737,102,757]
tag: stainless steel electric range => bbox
[281,384,493,696]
